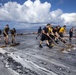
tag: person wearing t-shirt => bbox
[10,28,16,44]
[69,27,74,42]
[59,25,66,43]
[3,24,9,45]
[39,24,52,48]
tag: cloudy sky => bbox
[0,0,76,29]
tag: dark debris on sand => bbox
[1,53,39,75]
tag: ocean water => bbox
[16,26,75,34]
[16,28,37,34]
[0,21,76,33]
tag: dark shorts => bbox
[59,33,63,37]
[69,34,73,38]
[11,34,15,37]
[3,32,8,37]
[40,34,50,41]
[49,34,55,39]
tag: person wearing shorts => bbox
[3,24,10,45]
[39,24,52,48]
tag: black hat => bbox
[47,23,50,26]
[63,25,66,27]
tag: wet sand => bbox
[0,34,76,75]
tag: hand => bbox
[47,33,49,36]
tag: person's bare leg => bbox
[40,40,42,44]
[4,37,7,46]
[6,35,9,44]
[0,38,1,42]
[39,40,43,48]
[46,40,52,48]
[46,40,49,45]
[12,35,16,43]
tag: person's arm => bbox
[42,30,45,34]
[55,32,60,38]
[63,28,66,33]
[51,31,55,36]
[42,29,49,36]
[4,29,8,36]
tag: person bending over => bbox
[3,24,10,45]
[39,24,52,48]
[59,25,66,43]
[10,28,16,44]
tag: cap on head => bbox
[63,25,66,27]
[6,24,9,26]
[47,23,50,26]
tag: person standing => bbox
[69,27,74,42]
[75,29,76,37]
[36,26,42,39]
[3,24,10,45]
[10,28,16,44]
[0,29,2,42]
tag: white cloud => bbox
[0,0,51,23]
[0,0,76,28]
[49,9,64,24]
[61,13,76,25]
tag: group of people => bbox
[0,24,74,48]
[0,24,16,46]
[36,24,74,48]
